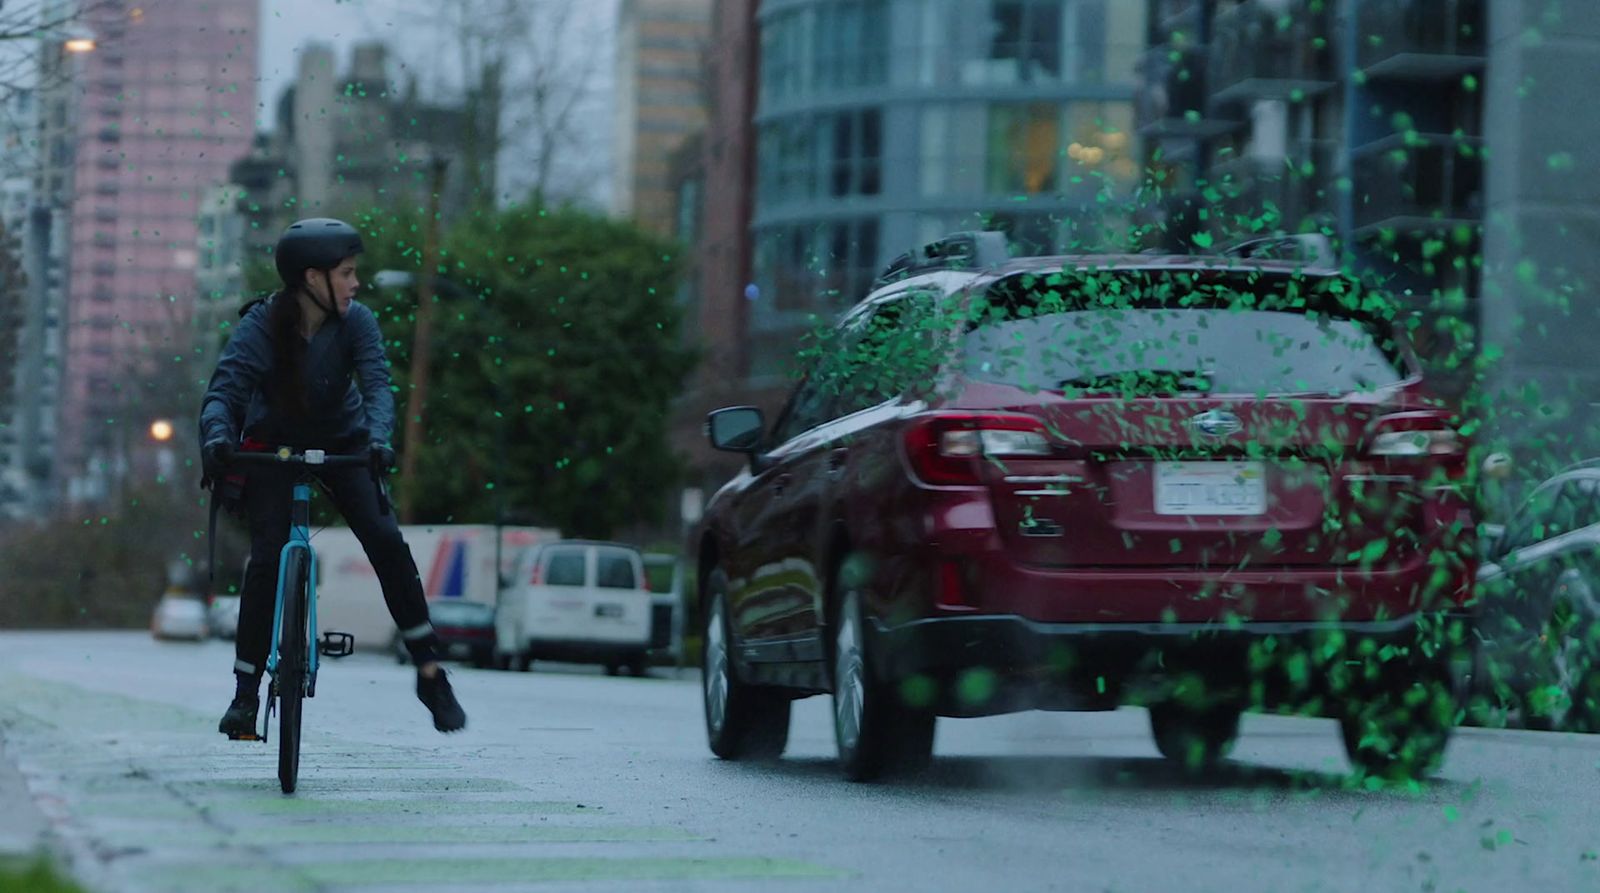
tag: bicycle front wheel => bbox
[277,548,309,794]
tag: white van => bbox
[495,540,654,675]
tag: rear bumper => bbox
[870,611,1475,716]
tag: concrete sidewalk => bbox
[0,738,49,856]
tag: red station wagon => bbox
[696,232,1477,782]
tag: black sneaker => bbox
[219,694,259,739]
[417,670,466,733]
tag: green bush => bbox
[0,856,85,893]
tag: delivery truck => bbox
[305,524,560,653]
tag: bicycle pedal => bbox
[319,630,356,658]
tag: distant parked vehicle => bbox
[152,593,209,641]
[643,552,686,665]
[496,540,654,675]
[207,594,242,641]
[392,597,497,669]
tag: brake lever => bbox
[370,461,392,516]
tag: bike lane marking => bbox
[0,672,848,892]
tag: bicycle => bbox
[224,446,386,794]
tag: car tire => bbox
[702,567,790,761]
[1149,701,1241,773]
[1339,661,1455,781]
[832,584,936,782]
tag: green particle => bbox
[899,674,937,709]
[956,668,999,707]
[1547,152,1574,171]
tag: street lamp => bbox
[148,419,173,442]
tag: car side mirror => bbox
[707,406,764,454]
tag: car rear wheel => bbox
[702,568,789,760]
[833,585,935,782]
[1339,662,1455,782]
[1149,702,1241,773]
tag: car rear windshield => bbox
[595,551,639,589]
[963,270,1409,397]
[544,550,586,586]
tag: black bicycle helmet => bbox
[274,217,364,288]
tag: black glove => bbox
[201,437,235,482]
[369,441,396,475]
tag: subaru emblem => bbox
[1190,410,1242,438]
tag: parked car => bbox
[393,597,497,669]
[694,232,1477,781]
[207,594,241,641]
[152,593,209,641]
[1472,461,1600,732]
[496,540,654,676]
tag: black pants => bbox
[234,461,438,678]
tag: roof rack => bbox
[1218,232,1336,267]
[873,231,1011,289]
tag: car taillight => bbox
[529,564,543,586]
[1365,413,1467,476]
[903,413,1053,486]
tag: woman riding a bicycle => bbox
[198,217,467,736]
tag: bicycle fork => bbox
[261,483,318,740]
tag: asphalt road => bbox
[1,631,1597,893]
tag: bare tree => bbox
[395,0,608,208]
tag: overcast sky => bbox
[257,0,430,129]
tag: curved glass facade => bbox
[750,0,1146,381]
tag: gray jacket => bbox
[197,295,397,451]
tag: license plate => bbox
[1155,461,1266,516]
[595,604,624,619]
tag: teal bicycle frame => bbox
[266,481,321,697]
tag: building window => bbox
[813,0,887,90]
[987,103,1060,195]
[990,0,1066,82]
[822,108,881,198]
[757,218,880,316]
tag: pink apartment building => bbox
[60,0,257,496]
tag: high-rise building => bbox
[192,182,247,370]
[58,0,258,503]
[749,0,1146,384]
[1480,2,1600,470]
[6,3,98,517]
[667,0,765,500]
[1137,0,1485,392]
[613,0,713,236]
[671,0,1147,499]
[229,42,497,262]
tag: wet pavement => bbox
[2,631,1597,892]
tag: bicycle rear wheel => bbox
[277,548,309,794]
